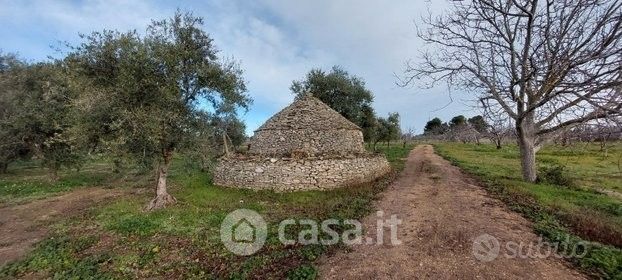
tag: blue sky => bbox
[0,0,475,135]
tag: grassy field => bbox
[434,142,622,278]
[0,157,152,205]
[0,144,413,279]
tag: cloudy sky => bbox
[0,0,475,135]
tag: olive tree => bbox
[376,112,401,148]
[1,54,81,178]
[67,12,250,210]
[402,0,622,182]
[0,53,26,173]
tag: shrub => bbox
[287,264,318,280]
[538,163,575,187]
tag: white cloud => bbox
[1,0,163,34]
[0,0,474,134]
[247,0,471,132]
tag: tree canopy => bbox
[0,54,81,177]
[375,112,401,147]
[467,115,488,134]
[449,115,467,128]
[66,12,251,210]
[291,66,376,141]
[424,117,446,135]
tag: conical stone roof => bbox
[255,95,361,132]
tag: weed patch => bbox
[538,163,575,187]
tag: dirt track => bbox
[0,187,127,267]
[318,145,586,279]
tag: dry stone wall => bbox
[248,129,366,156]
[214,155,391,191]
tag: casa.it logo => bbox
[220,209,403,256]
[220,209,267,256]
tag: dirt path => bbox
[318,145,586,279]
[0,187,128,267]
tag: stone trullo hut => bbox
[214,94,390,191]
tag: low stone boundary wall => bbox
[214,155,391,191]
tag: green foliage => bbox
[538,163,575,187]
[0,53,83,177]
[287,265,318,280]
[107,215,161,237]
[0,52,28,173]
[291,65,376,141]
[424,117,447,135]
[67,12,250,169]
[375,112,401,146]
[449,115,466,127]
[63,11,251,205]
[360,105,378,143]
[0,235,112,280]
[467,115,488,133]
[424,115,489,136]
[210,113,247,149]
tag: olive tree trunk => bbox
[146,148,177,211]
[50,165,60,182]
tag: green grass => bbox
[0,158,127,204]
[434,142,622,279]
[372,143,412,170]
[0,144,414,279]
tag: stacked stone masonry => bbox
[215,94,391,191]
[249,129,366,156]
[214,155,391,191]
[248,95,365,156]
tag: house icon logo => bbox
[232,218,256,243]
[221,209,267,255]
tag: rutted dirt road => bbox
[0,187,127,267]
[319,145,585,279]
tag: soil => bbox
[0,187,128,267]
[318,145,586,279]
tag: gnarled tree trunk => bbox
[517,115,538,182]
[146,148,177,211]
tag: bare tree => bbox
[447,123,481,143]
[401,127,416,148]
[401,0,622,182]
[482,104,516,149]
[492,121,515,149]
[588,117,622,156]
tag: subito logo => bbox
[220,209,267,256]
[472,233,500,262]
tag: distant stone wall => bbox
[214,155,391,191]
[248,129,365,156]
